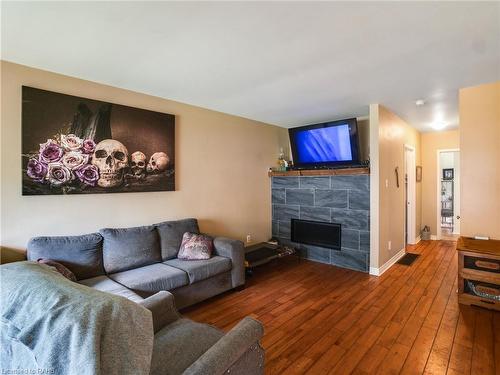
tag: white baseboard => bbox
[408,236,420,245]
[431,235,438,240]
[369,247,406,276]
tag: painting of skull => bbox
[22,86,175,195]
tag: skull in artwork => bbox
[91,139,129,187]
[146,152,170,173]
[130,151,147,178]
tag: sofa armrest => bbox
[213,237,245,288]
[137,291,180,333]
[183,317,264,375]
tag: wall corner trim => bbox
[369,247,406,276]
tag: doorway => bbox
[437,149,460,240]
[404,145,416,246]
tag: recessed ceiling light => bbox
[431,121,447,130]
[415,99,426,106]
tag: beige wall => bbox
[375,105,421,268]
[420,130,460,236]
[459,81,500,239]
[1,61,288,250]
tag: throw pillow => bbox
[178,232,214,260]
[37,258,77,281]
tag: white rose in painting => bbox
[60,134,83,151]
[47,162,73,186]
[62,151,89,170]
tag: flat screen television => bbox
[288,118,360,169]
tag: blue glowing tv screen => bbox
[289,118,360,168]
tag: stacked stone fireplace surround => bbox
[271,174,370,272]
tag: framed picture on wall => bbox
[416,166,422,182]
[22,86,175,195]
[443,168,454,180]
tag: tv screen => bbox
[289,118,360,168]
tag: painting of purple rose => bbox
[22,86,175,195]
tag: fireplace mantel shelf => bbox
[268,167,369,177]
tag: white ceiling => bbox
[2,2,499,131]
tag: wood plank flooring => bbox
[184,240,500,374]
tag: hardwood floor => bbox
[184,240,500,374]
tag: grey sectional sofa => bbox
[27,218,245,309]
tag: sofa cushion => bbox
[164,256,232,284]
[78,275,144,303]
[27,233,104,280]
[155,218,200,261]
[150,318,223,375]
[100,225,161,274]
[108,263,189,296]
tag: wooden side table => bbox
[457,236,500,311]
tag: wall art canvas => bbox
[22,86,175,195]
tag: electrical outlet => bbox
[385,179,389,188]
[388,240,392,250]
[246,235,252,243]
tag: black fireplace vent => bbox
[291,219,341,250]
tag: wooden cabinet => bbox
[457,236,500,311]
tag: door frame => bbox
[404,144,417,245]
[436,148,460,240]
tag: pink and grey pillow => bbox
[178,232,214,260]
[37,258,77,281]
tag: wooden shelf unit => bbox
[268,167,369,177]
[457,236,500,311]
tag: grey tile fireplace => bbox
[271,174,370,272]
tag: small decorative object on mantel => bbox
[22,86,175,195]
[443,168,454,180]
[276,147,289,171]
[416,165,422,182]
